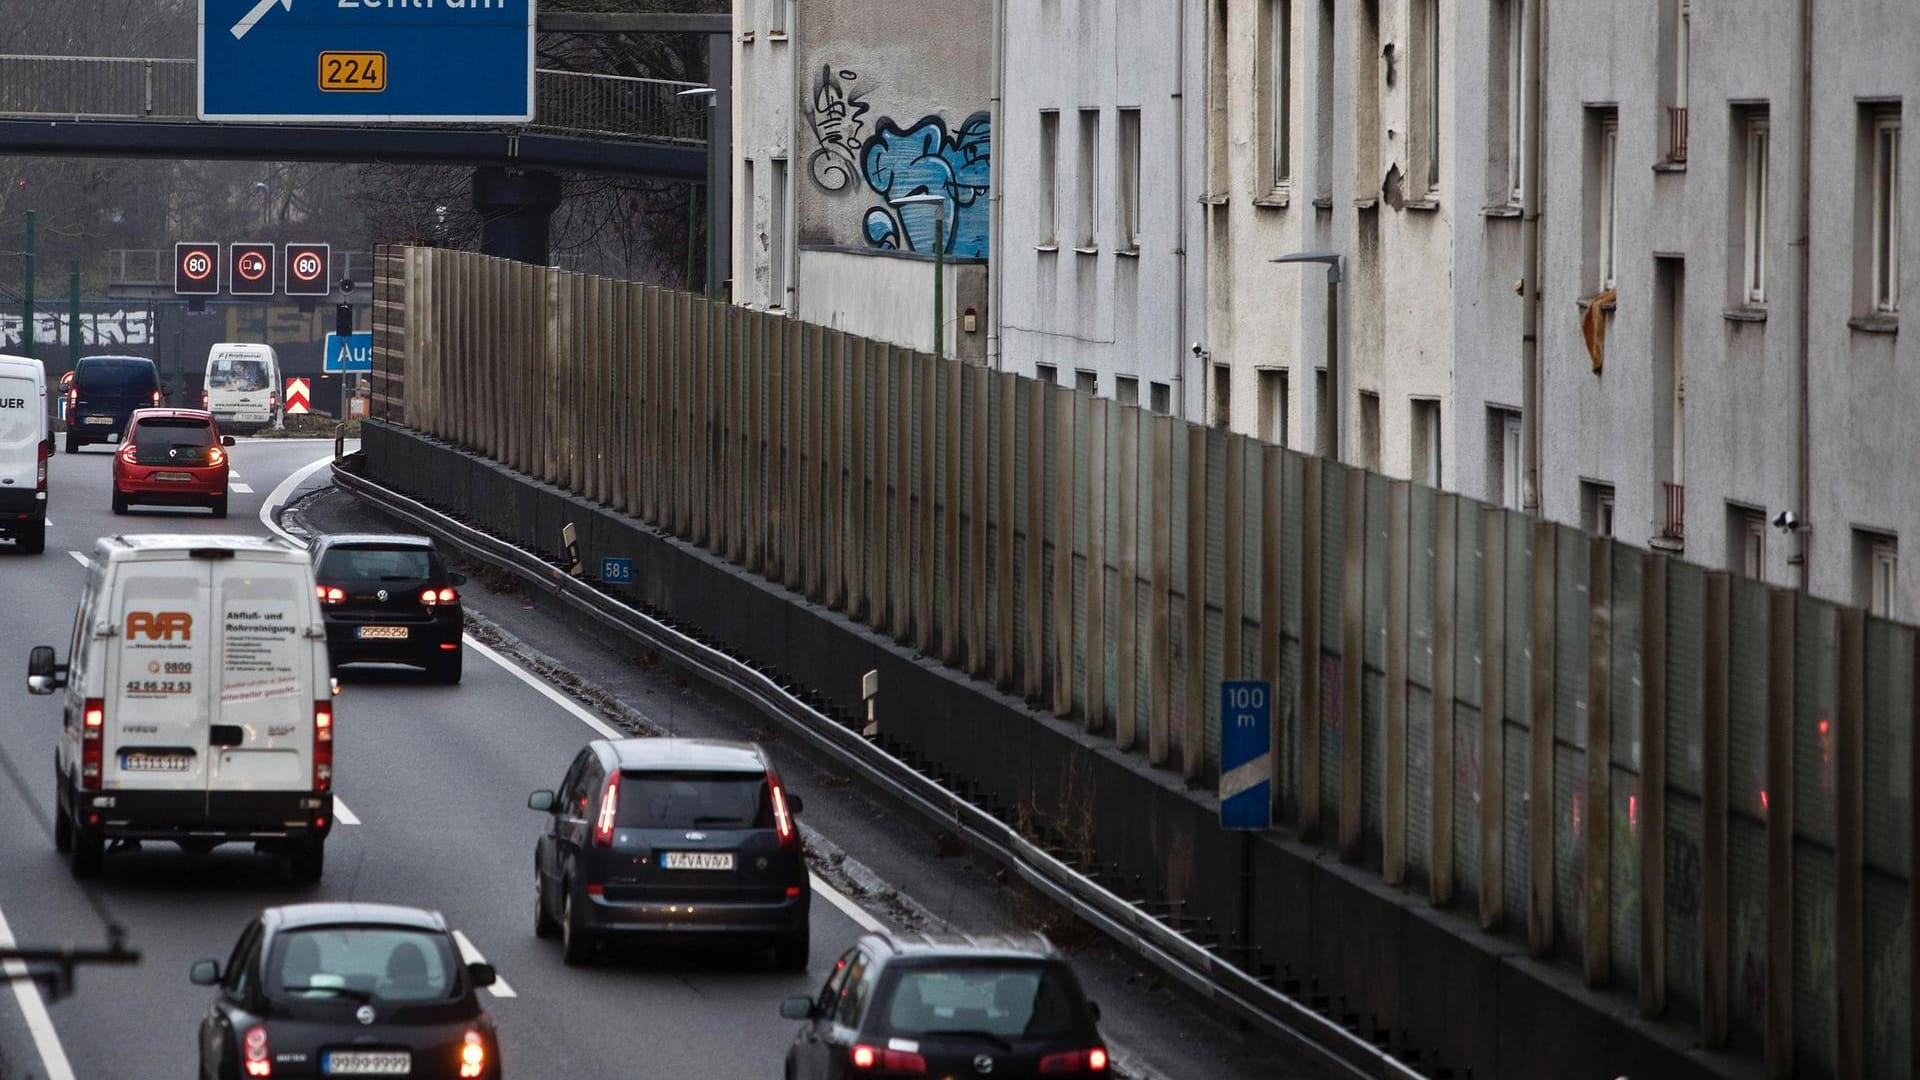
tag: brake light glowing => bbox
[208,446,226,468]
[313,702,333,792]
[315,585,345,604]
[150,388,161,406]
[852,1046,876,1069]
[202,390,209,408]
[593,771,620,846]
[118,443,138,464]
[1090,1048,1108,1071]
[459,1029,486,1078]
[242,1026,271,1076]
[770,774,796,849]
[421,587,458,604]
[850,1045,925,1072]
[1039,1049,1110,1073]
[80,698,104,789]
[65,387,76,412]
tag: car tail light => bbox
[202,390,209,409]
[270,390,279,410]
[850,1045,925,1072]
[35,438,47,491]
[769,772,796,850]
[242,1025,271,1076]
[458,1029,487,1078]
[79,698,104,790]
[313,702,333,792]
[315,585,345,604]
[65,387,76,413]
[421,587,458,604]
[151,388,161,407]
[208,445,226,467]
[1039,1049,1109,1074]
[118,443,138,464]
[593,771,620,847]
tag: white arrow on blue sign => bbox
[324,332,373,374]
[198,0,535,122]
[1219,680,1272,830]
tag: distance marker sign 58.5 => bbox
[198,0,535,122]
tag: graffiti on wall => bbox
[859,112,992,259]
[0,310,152,349]
[807,66,871,193]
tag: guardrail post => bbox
[1431,493,1458,905]
[1529,520,1556,957]
[1765,588,1796,1078]
[1479,507,1507,931]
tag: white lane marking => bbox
[68,551,88,568]
[230,482,254,494]
[0,905,78,1080]
[462,636,626,741]
[811,871,885,933]
[332,797,361,826]
[451,930,517,998]
[259,453,337,547]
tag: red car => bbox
[112,409,235,518]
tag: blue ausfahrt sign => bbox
[199,0,536,123]
[1219,680,1272,830]
[323,332,373,373]
[600,557,633,584]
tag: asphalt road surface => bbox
[0,437,1309,1080]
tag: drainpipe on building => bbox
[1519,0,1547,514]
[988,0,1007,369]
[1173,0,1191,419]
[1791,0,1813,591]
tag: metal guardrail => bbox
[0,55,704,144]
[329,457,1429,1080]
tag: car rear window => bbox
[267,927,456,1004]
[75,360,155,391]
[132,417,213,446]
[318,545,437,582]
[883,965,1082,1040]
[616,770,772,830]
[207,356,271,391]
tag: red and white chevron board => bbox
[284,377,312,415]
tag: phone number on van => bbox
[125,680,193,695]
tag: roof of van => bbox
[76,354,154,364]
[0,354,46,372]
[208,343,276,355]
[95,535,306,559]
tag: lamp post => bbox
[1269,251,1344,463]
[678,86,720,299]
[892,193,947,359]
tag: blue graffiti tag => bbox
[859,112,992,259]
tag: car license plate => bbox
[357,626,409,640]
[322,1050,411,1075]
[85,415,112,425]
[153,471,193,482]
[119,751,193,772]
[663,851,735,871]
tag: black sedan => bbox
[193,902,503,1079]
[310,533,466,683]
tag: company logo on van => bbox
[0,398,24,409]
[127,612,194,641]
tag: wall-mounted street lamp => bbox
[677,86,720,299]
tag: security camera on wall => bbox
[1773,510,1798,532]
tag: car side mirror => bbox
[780,995,817,1021]
[527,790,556,812]
[466,961,497,988]
[189,959,221,986]
[27,645,65,695]
[785,792,805,815]
[449,572,468,586]
[221,435,236,447]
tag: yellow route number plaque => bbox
[319,52,386,93]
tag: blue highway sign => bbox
[199,0,535,122]
[600,557,634,584]
[323,332,373,373]
[1219,680,1272,831]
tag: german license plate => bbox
[322,1050,410,1075]
[153,471,193,482]
[357,626,409,640]
[119,751,192,772]
[663,851,735,871]
[85,415,112,425]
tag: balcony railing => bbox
[1660,481,1686,542]
[1667,105,1690,164]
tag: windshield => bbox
[74,359,155,392]
[267,927,456,1004]
[318,545,437,582]
[883,966,1081,1040]
[617,771,772,829]
[206,356,271,392]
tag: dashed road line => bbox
[67,551,88,568]
[332,797,361,826]
[230,482,254,494]
[451,930,517,998]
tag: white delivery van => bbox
[0,355,49,554]
[202,343,281,434]
[27,535,336,880]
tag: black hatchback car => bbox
[65,354,161,452]
[191,902,503,1080]
[527,737,811,969]
[311,534,466,683]
[780,933,1109,1079]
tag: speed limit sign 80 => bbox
[285,243,332,298]
[174,242,220,296]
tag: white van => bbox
[202,343,281,434]
[0,355,49,554]
[26,535,336,880]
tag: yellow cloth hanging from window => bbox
[1582,288,1618,373]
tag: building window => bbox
[1036,362,1058,386]
[1211,363,1232,429]
[1855,529,1899,619]
[1315,0,1334,200]
[1258,369,1288,446]
[1660,0,1690,163]
[1867,106,1902,315]
[1411,399,1441,486]
[1358,391,1381,471]
[1734,108,1769,305]
[1118,108,1142,250]
[1076,369,1098,395]
[1150,381,1171,414]
[1116,375,1140,406]
[1488,407,1522,509]
[1728,505,1765,579]
[742,158,757,303]
[770,158,789,309]
[1580,481,1616,538]
[1315,370,1332,457]
[1259,0,1292,194]
[1207,0,1229,197]
[1039,111,1059,247]
[1078,109,1100,250]
[1500,0,1526,204]
[1411,0,1441,193]
[1589,109,1620,292]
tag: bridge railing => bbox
[0,55,704,144]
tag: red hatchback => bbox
[112,409,235,517]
